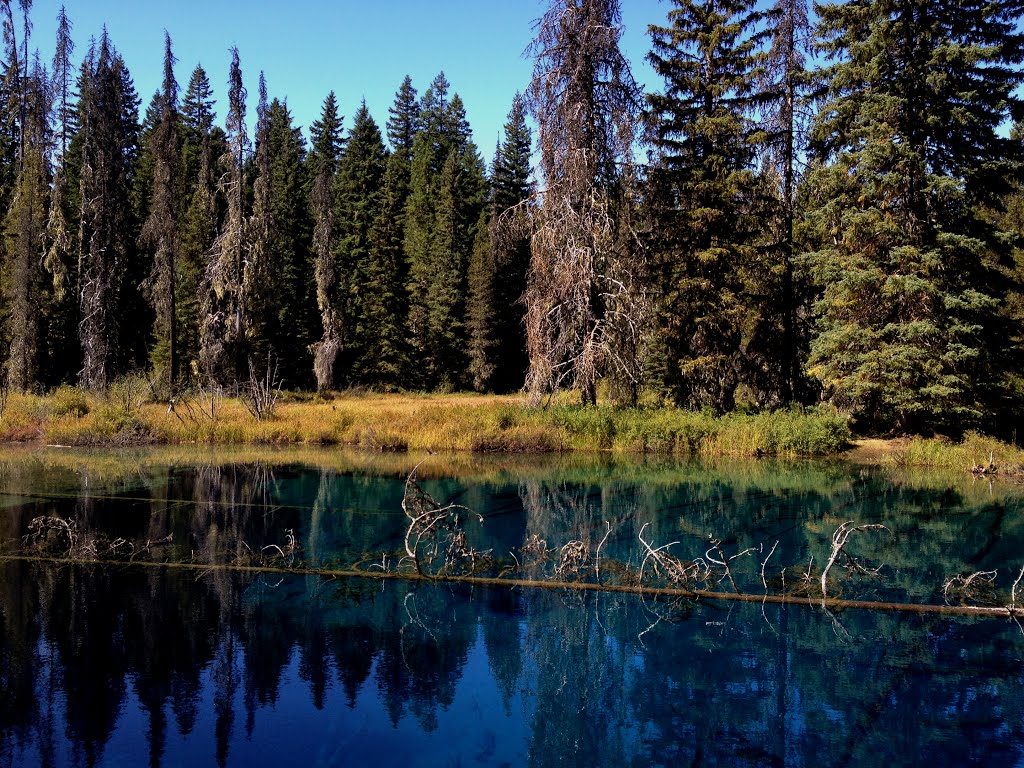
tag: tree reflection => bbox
[2,456,1024,765]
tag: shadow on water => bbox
[0,446,1023,765]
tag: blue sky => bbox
[26,1,666,160]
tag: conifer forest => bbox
[1,0,1022,438]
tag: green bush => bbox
[51,385,90,418]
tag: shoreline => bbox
[0,390,1018,475]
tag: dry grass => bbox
[0,386,850,458]
[884,432,1024,475]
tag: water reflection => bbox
[2,449,1024,765]
[2,450,1024,603]
[1,561,1023,767]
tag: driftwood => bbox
[401,462,488,577]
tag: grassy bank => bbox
[0,387,851,458]
[881,432,1024,475]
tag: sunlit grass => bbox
[0,386,852,457]
[886,432,1024,474]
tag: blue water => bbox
[0,449,1023,766]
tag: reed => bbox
[887,432,1024,475]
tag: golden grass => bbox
[884,432,1024,475]
[0,387,851,458]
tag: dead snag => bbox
[401,462,486,577]
[943,570,998,606]
[821,521,889,600]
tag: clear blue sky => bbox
[27,1,666,161]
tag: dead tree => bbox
[525,0,648,406]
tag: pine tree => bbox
[176,66,221,383]
[362,151,411,388]
[645,0,774,412]
[309,91,344,391]
[202,46,247,383]
[177,144,216,383]
[263,97,312,385]
[760,0,813,402]
[3,53,47,390]
[386,75,418,164]
[467,205,497,390]
[403,74,486,389]
[491,95,533,392]
[77,31,141,389]
[180,63,216,194]
[467,96,534,393]
[0,1,20,232]
[42,6,79,385]
[51,4,74,161]
[334,101,387,385]
[140,32,182,385]
[525,0,644,405]
[245,72,274,368]
[804,0,1024,433]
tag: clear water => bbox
[1,447,1023,767]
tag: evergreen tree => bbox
[177,142,216,383]
[386,74,418,163]
[264,97,312,385]
[202,46,247,383]
[491,95,533,392]
[180,63,216,194]
[77,31,141,389]
[0,1,20,227]
[362,151,411,388]
[382,75,418,237]
[309,91,344,391]
[467,206,497,390]
[42,8,79,385]
[760,0,813,402]
[52,4,74,161]
[3,53,47,390]
[245,72,274,368]
[177,64,222,382]
[140,32,182,385]
[525,0,644,405]
[645,0,774,412]
[403,73,486,389]
[804,0,1024,433]
[334,101,387,385]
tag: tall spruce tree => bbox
[309,91,344,391]
[760,0,813,403]
[140,32,182,385]
[263,97,312,385]
[77,31,141,389]
[0,1,20,246]
[42,4,78,385]
[177,64,221,382]
[245,72,274,369]
[404,73,486,389]
[180,64,215,193]
[645,0,774,412]
[386,75,418,166]
[525,0,645,405]
[491,95,533,392]
[363,150,412,388]
[334,101,387,385]
[3,53,47,390]
[804,0,1024,433]
[467,204,497,391]
[467,95,533,393]
[202,46,247,383]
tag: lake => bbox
[1,447,1023,766]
